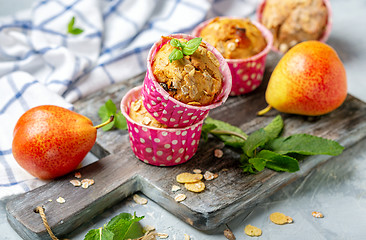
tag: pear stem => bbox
[94,115,114,129]
[210,129,247,141]
[257,105,272,116]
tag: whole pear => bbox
[12,105,112,179]
[260,41,347,116]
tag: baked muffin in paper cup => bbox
[142,34,232,128]
[192,17,273,96]
[121,86,206,166]
[256,0,332,53]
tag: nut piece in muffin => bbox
[199,18,267,59]
[152,37,223,106]
[261,0,328,52]
[129,97,166,128]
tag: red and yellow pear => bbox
[12,105,113,180]
[259,41,347,116]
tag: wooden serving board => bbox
[6,55,366,239]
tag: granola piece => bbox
[70,179,81,187]
[193,169,202,174]
[74,172,81,179]
[174,193,186,202]
[133,194,148,205]
[184,181,205,193]
[270,212,293,225]
[56,197,66,204]
[171,185,181,192]
[244,224,262,237]
[176,172,203,183]
[312,211,324,218]
[203,171,215,181]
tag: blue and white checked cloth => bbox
[0,0,257,199]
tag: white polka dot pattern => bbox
[121,86,205,167]
[191,19,273,96]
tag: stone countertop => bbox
[2,0,366,239]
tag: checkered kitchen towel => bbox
[0,0,258,199]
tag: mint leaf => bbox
[249,158,266,172]
[201,123,217,141]
[267,134,344,156]
[242,128,267,157]
[106,212,144,240]
[256,150,299,172]
[168,48,184,62]
[182,37,202,55]
[70,28,84,35]
[68,16,84,35]
[204,117,248,148]
[98,99,127,131]
[170,39,183,49]
[114,112,127,130]
[68,16,75,33]
[263,115,284,141]
[84,227,114,240]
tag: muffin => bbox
[192,18,273,96]
[152,37,223,106]
[142,34,232,128]
[199,18,267,60]
[121,86,205,166]
[129,97,166,128]
[259,0,331,53]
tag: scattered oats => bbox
[244,224,262,237]
[270,212,293,225]
[185,181,205,193]
[171,185,181,192]
[279,43,289,53]
[81,179,94,189]
[174,193,186,202]
[214,149,223,158]
[56,197,65,204]
[133,194,148,205]
[312,211,324,218]
[157,233,169,239]
[176,172,203,183]
[70,179,81,187]
[48,199,52,202]
[193,169,202,174]
[143,225,156,233]
[224,227,236,240]
[74,172,81,179]
[213,173,219,179]
[221,168,229,172]
[184,233,190,240]
[203,171,215,181]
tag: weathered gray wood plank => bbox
[6,65,366,239]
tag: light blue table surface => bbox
[2,0,366,239]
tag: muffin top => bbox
[152,37,223,106]
[199,18,267,59]
[129,97,166,128]
[261,0,327,52]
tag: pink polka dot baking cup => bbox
[142,34,232,128]
[256,0,332,53]
[192,18,273,96]
[121,86,206,167]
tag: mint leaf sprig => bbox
[202,115,344,174]
[84,212,144,240]
[68,16,84,35]
[168,37,202,62]
[98,99,127,131]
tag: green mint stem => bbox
[210,129,248,141]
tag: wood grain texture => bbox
[6,60,366,239]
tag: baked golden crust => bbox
[262,0,327,52]
[152,38,223,106]
[199,18,267,59]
